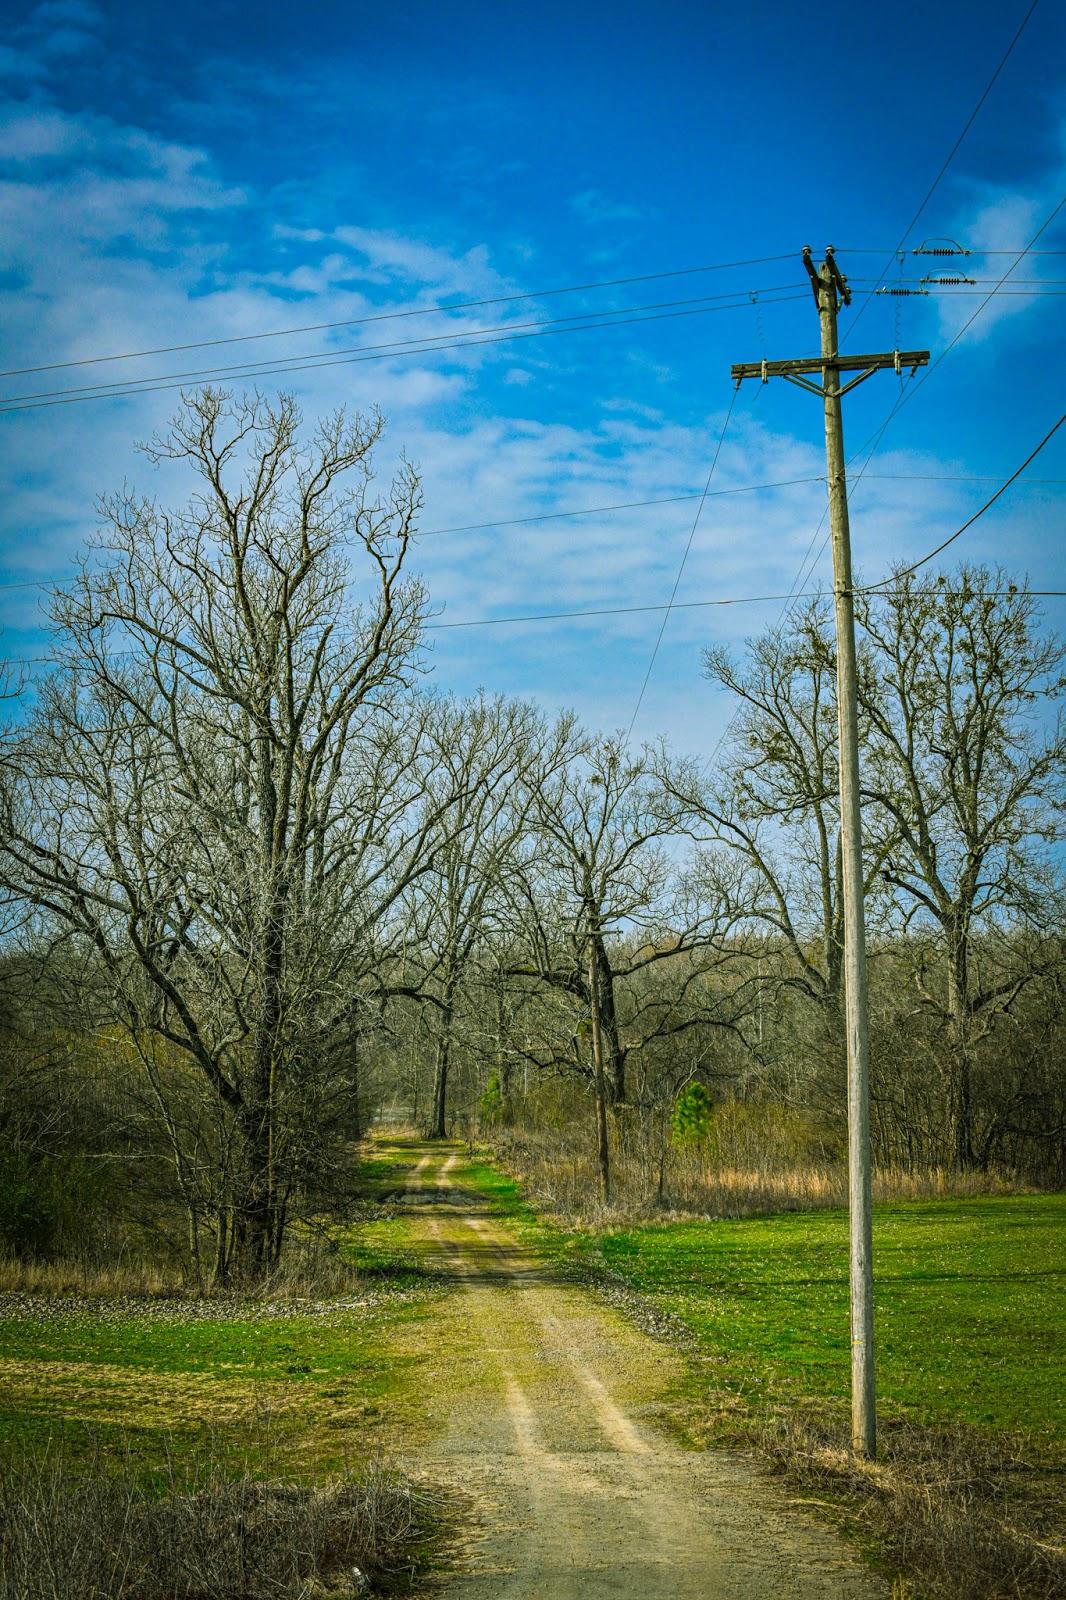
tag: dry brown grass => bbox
[489,1127,1026,1224]
[0,1443,437,1599]
[0,1225,363,1301]
[754,1408,1066,1600]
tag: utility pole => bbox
[731,248,928,1460]
[585,899,611,1205]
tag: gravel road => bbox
[399,1144,886,1600]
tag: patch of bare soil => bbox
[397,1146,887,1599]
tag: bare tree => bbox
[856,567,1066,1167]
[500,735,752,1193]
[663,601,894,1023]
[400,697,577,1138]
[0,389,447,1279]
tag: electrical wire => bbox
[4,468,1059,598]
[625,388,738,739]
[699,196,1062,770]
[0,253,800,381]
[0,292,810,416]
[0,284,807,409]
[844,0,1042,340]
[785,194,1066,608]
[860,412,1066,590]
[7,586,1066,669]
[0,475,830,595]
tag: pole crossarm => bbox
[731,349,929,387]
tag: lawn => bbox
[0,1150,444,1477]
[585,1195,1066,1453]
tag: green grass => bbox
[0,1308,405,1382]
[0,1141,452,1477]
[456,1156,568,1257]
[580,1195,1066,1453]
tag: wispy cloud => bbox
[570,188,646,226]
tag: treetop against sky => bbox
[0,0,1063,757]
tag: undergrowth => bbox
[0,1434,441,1599]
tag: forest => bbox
[2,389,1063,1287]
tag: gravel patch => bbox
[0,1286,429,1327]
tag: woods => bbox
[1,392,1063,1284]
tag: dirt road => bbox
[393,1143,885,1599]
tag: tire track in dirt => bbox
[399,1143,886,1598]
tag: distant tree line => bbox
[1,391,1063,1280]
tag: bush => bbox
[0,1448,432,1599]
[479,1071,504,1126]
[671,1082,713,1147]
[0,1151,111,1260]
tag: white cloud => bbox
[570,188,646,226]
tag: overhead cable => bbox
[0,292,810,416]
[0,253,800,380]
[845,0,1042,339]
[625,388,738,739]
[861,412,1066,589]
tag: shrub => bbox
[671,1082,713,1147]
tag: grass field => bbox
[0,1162,443,1478]
[589,1196,1066,1451]
[461,1156,1066,1455]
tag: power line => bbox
[625,388,738,739]
[793,196,1066,598]
[5,468,1060,601]
[7,469,1062,597]
[0,283,807,409]
[840,248,1066,256]
[0,253,800,381]
[844,0,1042,339]
[839,194,1066,477]
[701,204,1061,770]
[8,587,1066,668]
[0,292,810,416]
[861,412,1066,590]
[0,475,830,595]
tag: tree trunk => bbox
[429,1028,451,1138]
[947,935,976,1169]
[589,923,625,1104]
[586,915,611,1205]
[232,1098,277,1280]
[495,971,513,1124]
[429,966,459,1139]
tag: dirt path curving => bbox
[395,1142,886,1599]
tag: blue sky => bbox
[1,0,1063,754]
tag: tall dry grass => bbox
[0,1223,363,1300]
[489,1125,1025,1224]
[756,1408,1066,1600]
[0,1440,434,1599]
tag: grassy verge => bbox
[469,1146,1066,1598]
[0,1140,457,1594]
[588,1197,1065,1448]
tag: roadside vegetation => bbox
[1,390,1064,1594]
[0,1142,452,1596]
[457,1147,1066,1599]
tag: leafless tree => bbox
[856,567,1066,1167]
[0,389,459,1279]
[498,735,753,1192]
[403,698,579,1138]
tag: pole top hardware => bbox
[802,246,821,304]
[825,247,852,307]
[912,237,970,256]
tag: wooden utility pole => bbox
[731,247,928,1460]
[585,903,612,1205]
